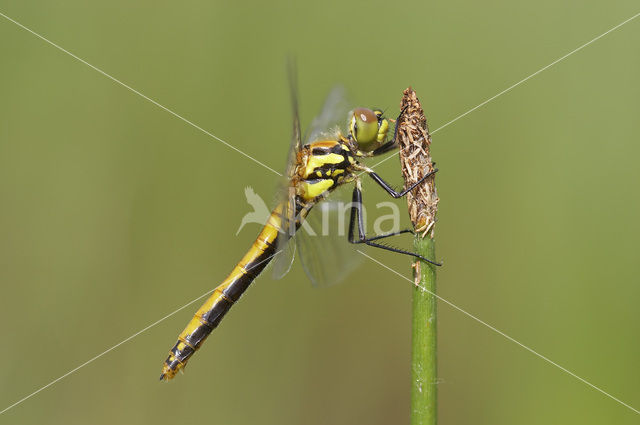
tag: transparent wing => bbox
[304,85,350,144]
[295,185,364,288]
[272,60,301,280]
[271,186,297,280]
[285,58,302,176]
[273,79,359,284]
[295,87,359,286]
[271,226,296,279]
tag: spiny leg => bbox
[347,181,441,266]
[365,168,438,199]
[364,229,414,242]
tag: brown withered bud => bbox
[397,88,438,238]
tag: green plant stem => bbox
[410,235,437,425]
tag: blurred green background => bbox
[1,1,639,424]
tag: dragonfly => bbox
[159,73,439,381]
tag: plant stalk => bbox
[396,88,439,425]
[410,237,437,425]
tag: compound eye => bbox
[351,108,378,149]
[355,108,377,125]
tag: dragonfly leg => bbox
[364,229,414,242]
[365,168,438,199]
[348,182,442,266]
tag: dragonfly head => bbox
[349,108,389,152]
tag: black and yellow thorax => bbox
[294,138,358,202]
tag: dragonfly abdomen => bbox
[160,207,284,381]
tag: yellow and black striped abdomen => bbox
[160,207,285,380]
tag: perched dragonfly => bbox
[160,71,438,381]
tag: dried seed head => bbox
[397,88,438,238]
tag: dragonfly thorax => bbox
[295,139,356,202]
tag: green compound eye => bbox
[350,108,387,151]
